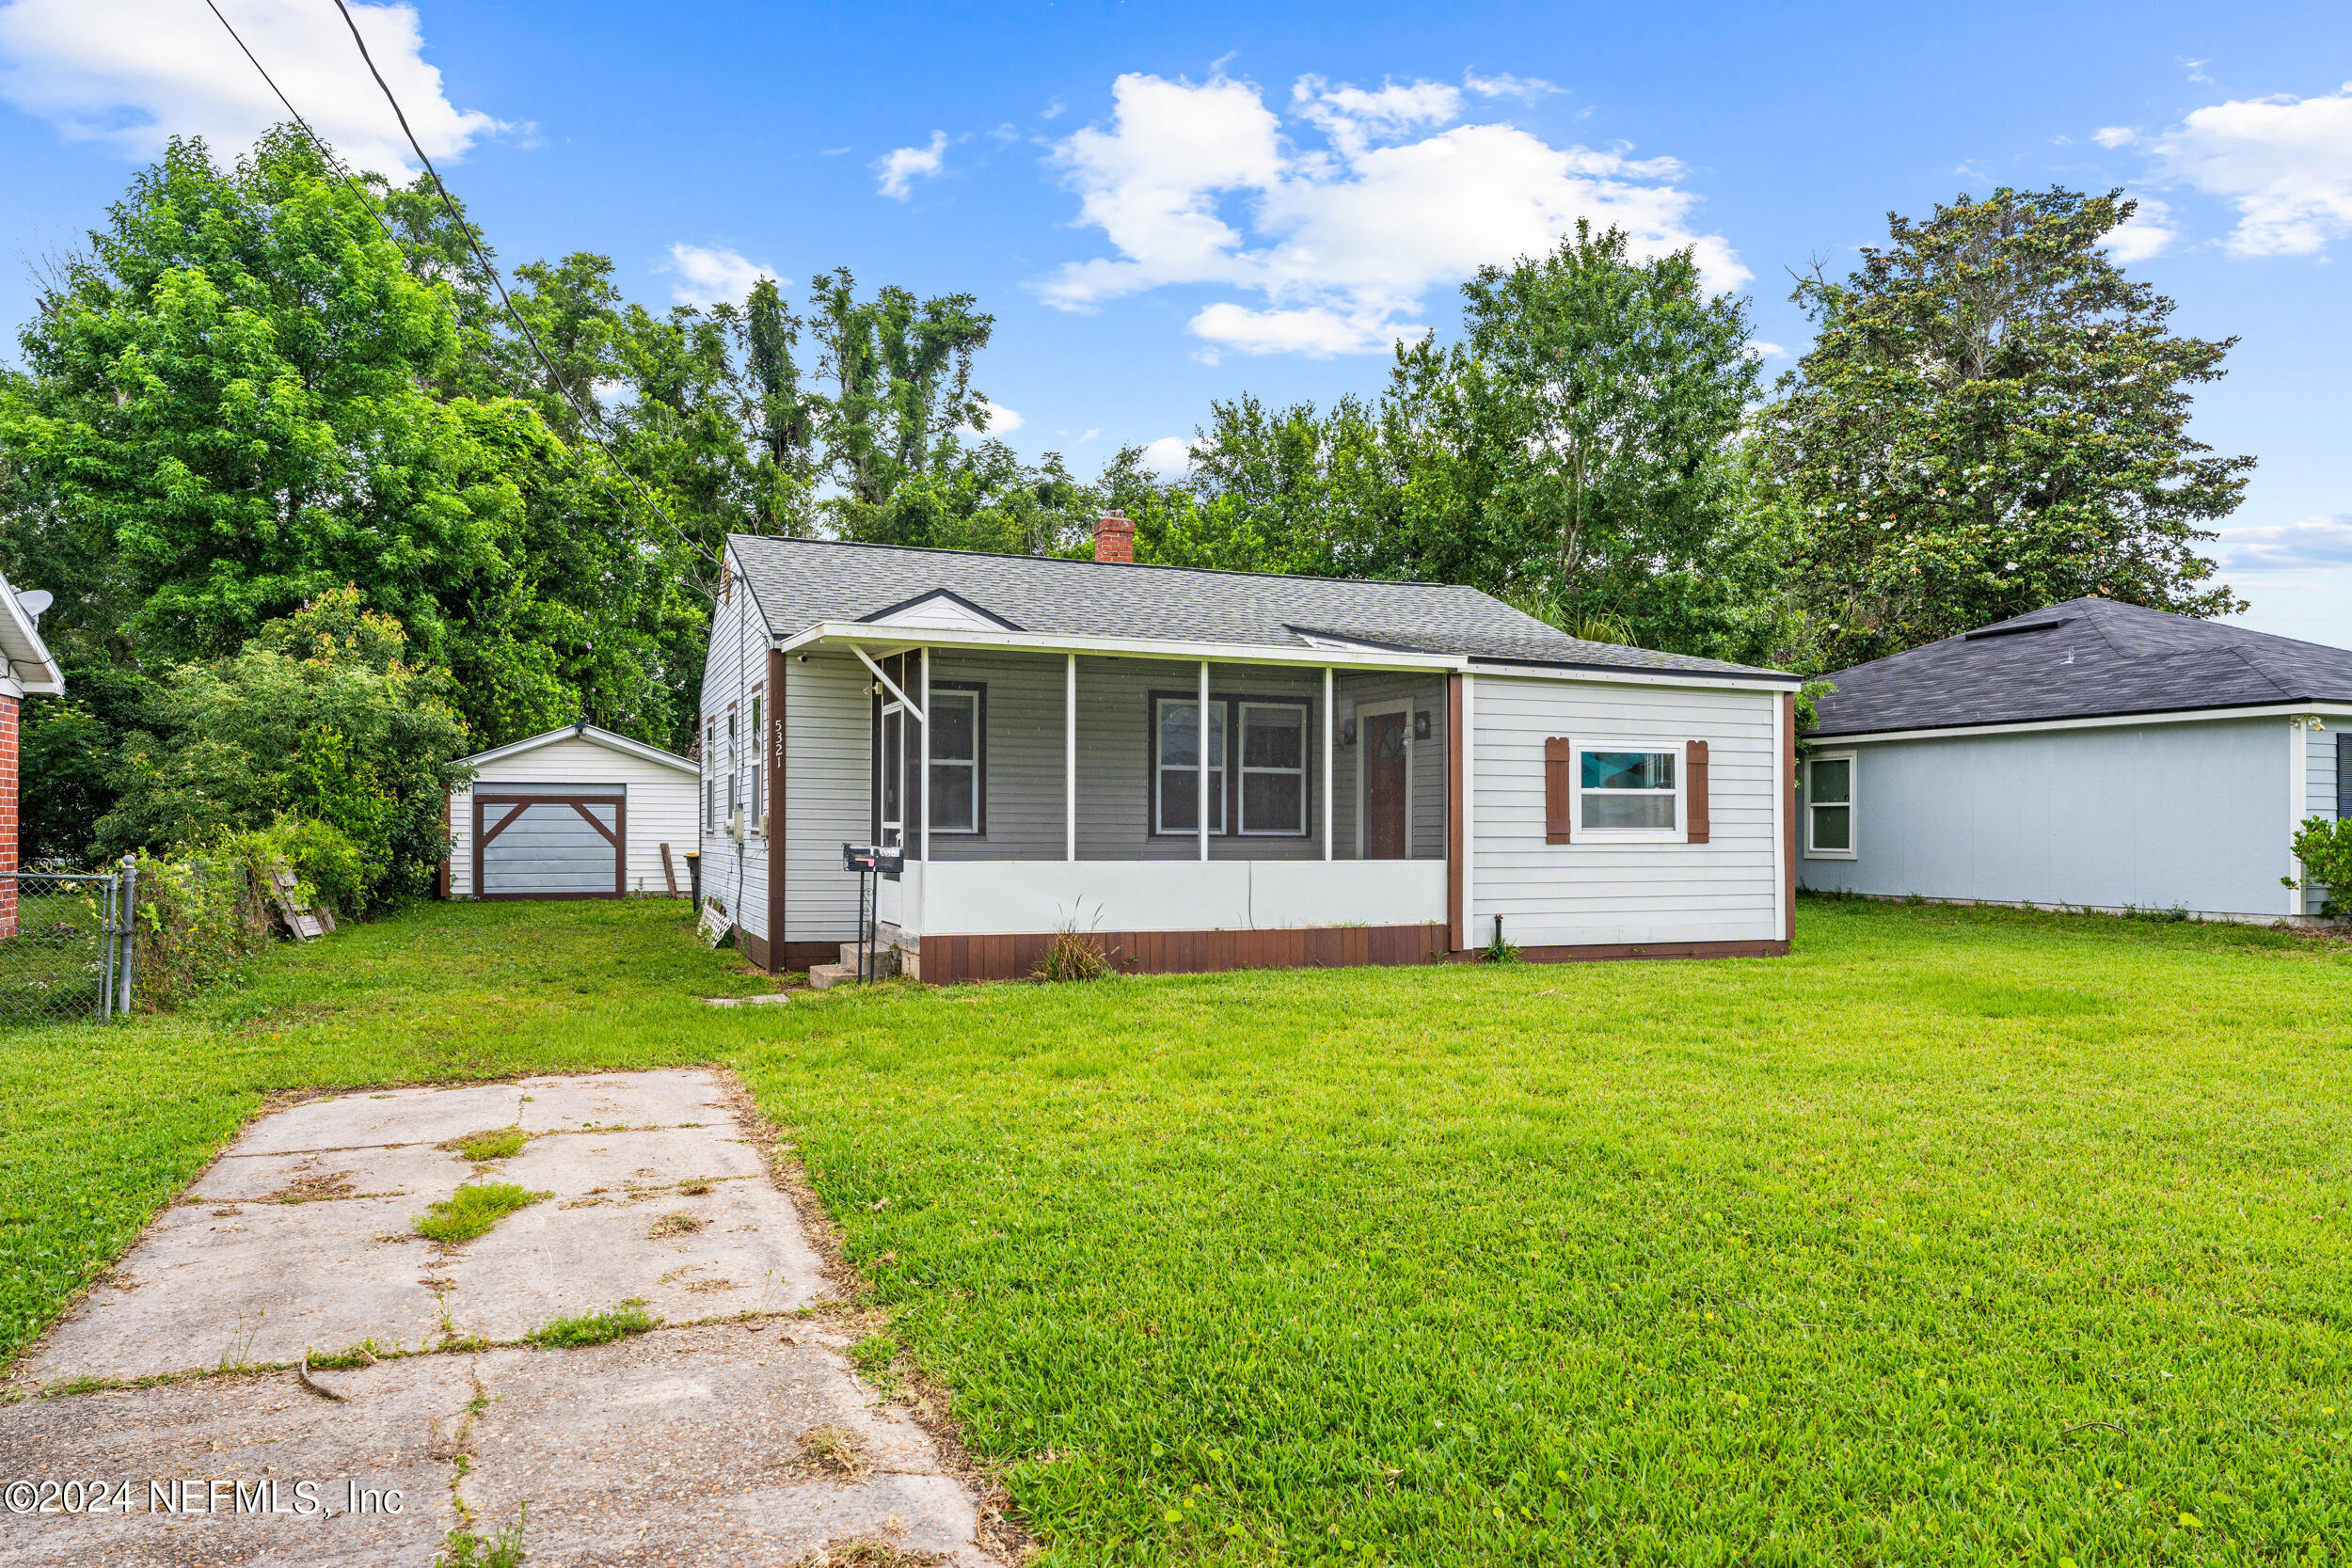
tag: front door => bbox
[1364,711,1409,859]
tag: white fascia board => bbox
[1468,658,1804,695]
[457,722,697,775]
[1817,701,2352,746]
[772,621,1468,673]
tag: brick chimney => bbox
[1093,511,1135,563]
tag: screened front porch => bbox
[846,643,1453,938]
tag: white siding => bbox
[1801,716,2291,920]
[700,548,775,939]
[783,647,871,943]
[1470,675,1783,947]
[2302,722,2339,915]
[448,738,696,897]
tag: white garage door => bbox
[475,785,626,898]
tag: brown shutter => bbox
[1686,740,1710,844]
[1544,736,1574,844]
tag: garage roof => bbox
[457,722,696,774]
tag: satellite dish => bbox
[15,589,51,622]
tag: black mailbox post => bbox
[840,843,905,983]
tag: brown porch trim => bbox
[738,927,771,970]
[916,923,1448,985]
[1783,691,1798,945]
[768,647,788,959]
[1446,672,1465,951]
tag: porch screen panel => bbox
[1154,698,1226,833]
[1239,702,1307,834]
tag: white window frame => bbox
[928,687,982,835]
[748,693,765,834]
[1569,739,1687,844]
[1804,749,1858,860]
[1236,700,1311,837]
[1152,695,1226,836]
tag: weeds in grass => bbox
[217,1312,263,1372]
[525,1299,656,1347]
[1033,910,1116,982]
[846,1334,898,1388]
[791,1540,940,1567]
[415,1183,548,1245]
[438,1127,528,1162]
[677,1178,715,1195]
[648,1210,705,1239]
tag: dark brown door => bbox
[1365,711,1409,859]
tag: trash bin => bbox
[685,850,702,905]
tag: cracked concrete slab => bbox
[6,1069,999,1565]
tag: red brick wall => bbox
[0,693,17,939]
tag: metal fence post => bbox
[116,854,138,1020]
[97,874,116,1025]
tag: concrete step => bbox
[835,942,899,975]
[806,963,853,991]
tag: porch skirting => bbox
[914,923,1449,984]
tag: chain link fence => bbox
[0,863,136,1026]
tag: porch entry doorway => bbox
[1361,706,1410,860]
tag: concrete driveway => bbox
[0,1069,999,1566]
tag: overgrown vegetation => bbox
[415,1182,548,1245]
[4,899,2344,1562]
[2288,811,2352,915]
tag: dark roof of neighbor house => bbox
[726,535,1791,680]
[1811,595,2352,736]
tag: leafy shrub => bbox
[2286,816,2352,915]
[125,817,370,1009]
[97,589,471,912]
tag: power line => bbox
[200,0,723,583]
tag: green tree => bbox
[1759,186,2251,666]
[99,588,470,907]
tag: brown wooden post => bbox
[767,646,788,971]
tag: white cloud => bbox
[2217,515,2352,570]
[1039,71,1745,358]
[1463,70,1558,103]
[660,244,780,308]
[1746,341,1788,359]
[2144,84,2352,257]
[2092,125,2138,150]
[0,0,504,175]
[875,130,947,200]
[2104,195,2177,261]
[1141,436,1196,478]
[956,398,1022,438]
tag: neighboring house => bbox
[1800,595,2352,922]
[1,576,65,939]
[445,723,698,900]
[696,516,1804,981]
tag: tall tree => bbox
[1759,186,2251,666]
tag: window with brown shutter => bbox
[1544,736,1573,844]
[1686,740,1709,843]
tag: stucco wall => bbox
[1799,716,2296,919]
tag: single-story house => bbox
[697,517,1804,981]
[1,575,65,938]
[444,722,698,900]
[1800,594,2352,921]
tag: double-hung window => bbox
[726,709,739,819]
[1151,695,1311,835]
[748,694,764,832]
[1573,745,1681,840]
[1237,702,1307,834]
[1152,697,1226,834]
[1804,752,1855,857]
[928,685,984,833]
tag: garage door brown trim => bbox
[473,791,628,900]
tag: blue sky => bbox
[3,1,2348,640]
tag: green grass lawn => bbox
[3,897,2347,1564]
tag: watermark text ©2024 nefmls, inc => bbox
[7,1477,404,1516]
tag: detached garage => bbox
[445,723,698,900]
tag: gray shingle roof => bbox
[1811,595,2352,736]
[727,536,1790,679]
